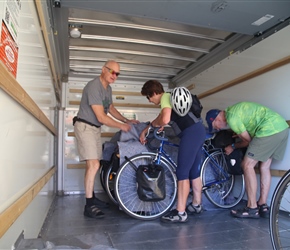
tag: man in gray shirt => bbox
[74,60,139,218]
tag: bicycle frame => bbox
[149,131,230,191]
[153,139,178,168]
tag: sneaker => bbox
[92,197,110,208]
[186,203,203,215]
[84,205,105,219]
[161,209,188,223]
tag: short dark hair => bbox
[141,80,164,98]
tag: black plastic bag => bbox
[225,149,244,175]
[136,164,166,201]
[211,130,235,148]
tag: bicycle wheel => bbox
[114,152,177,220]
[201,150,245,208]
[103,164,118,205]
[270,170,290,250]
[99,160,108,192]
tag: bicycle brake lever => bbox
[145,126,154,138]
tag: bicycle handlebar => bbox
[154,128,168,141]
[146,126,168,142]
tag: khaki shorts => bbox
[74,121,102,161]
[246,129,289,162]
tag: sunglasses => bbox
[146,95,151,100]
[105,66,120,77]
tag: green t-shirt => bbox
[226,102,288,137]
[160,93,172,109]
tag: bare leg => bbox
[257,158,272,205]
[231,156,272,218]
[191,177,202,205]
[85,159,100,198]
[241,156,259,208]
[176,179,190,212]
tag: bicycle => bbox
[114,127,246,220]
[269,169,290,250]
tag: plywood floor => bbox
[39,193,272,250]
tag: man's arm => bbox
[224,130,251,155]
[91,104,130,131]
[109,104,139,124]
[238,131,252,145]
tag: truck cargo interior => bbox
[0,0,289,249]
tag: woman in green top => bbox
[206,102,288,219]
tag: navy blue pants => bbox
[176,122,206,181]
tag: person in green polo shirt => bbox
[206,102,288,219]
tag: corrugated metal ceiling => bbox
[50,0,290,89]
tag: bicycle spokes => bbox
[201,150,245,208]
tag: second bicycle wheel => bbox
[201,150,245,208]
[99,160,110,193]
[100,154,120,205]
[103,163,118,205]
[114,152,177,220]
[270,169,290,250]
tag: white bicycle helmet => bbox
[170,87,192,117]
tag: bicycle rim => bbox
[270,170,290,250]
[114,153,177,220]
[201,150,245,208]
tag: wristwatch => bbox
[231,143,235,150]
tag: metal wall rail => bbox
[0,62,57,136]
[0,167,56,238]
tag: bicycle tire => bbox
[103,164,118,205]
[270,169,290,250]
[99,162,106,192]
[114,152,177,220]
[201,150,245,208]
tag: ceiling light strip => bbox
[68,18,225,43]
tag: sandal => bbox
[258,203,270,218]
[231,206,260,219]
[92,197,110,208]
[84,205,105,219]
